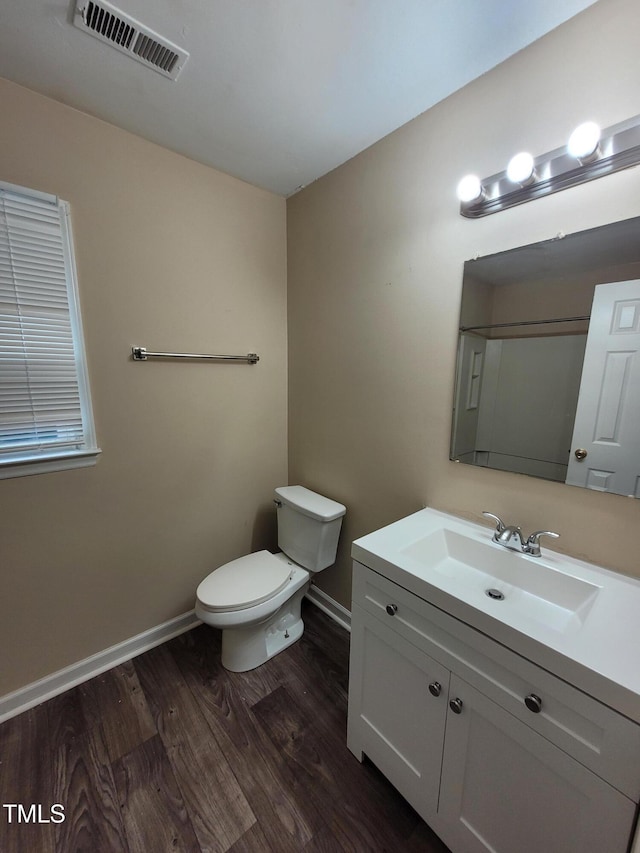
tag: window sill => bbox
[0,448,102,480]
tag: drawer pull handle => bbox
[449,698,464,714]
[525,693,543,713]
[428,681,442,697]
[385,604,398,616]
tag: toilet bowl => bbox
[196,551,310,672]
[195,486,346,672]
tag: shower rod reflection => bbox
[460,315,589,332]
[131,346,259,364]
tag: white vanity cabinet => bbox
[348,605,450,818]
[348,561,640,853]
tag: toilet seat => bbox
[196,550,292,613]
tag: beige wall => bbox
[0,79,287,695]
[287,0,640,608]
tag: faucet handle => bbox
[526,530,560,557]
[482,511,506,534]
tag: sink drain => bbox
[486,588,505,601]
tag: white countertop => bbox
[352,508,640,725]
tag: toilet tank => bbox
[274,486,346,572]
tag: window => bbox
[0,181,99,478]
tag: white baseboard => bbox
[0,610,200,725]
[305,584,351,632]
[0,591,350,725]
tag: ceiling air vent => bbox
[73,1,189,80]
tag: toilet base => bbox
[220,581,308,672]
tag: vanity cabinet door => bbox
[438,675,636,853]
[347,604,450,821]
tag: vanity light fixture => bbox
[456,174,485,204]
[506,151,536,186]
[458,114,640,217]
[567,121,601,163]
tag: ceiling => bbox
[0,0,598,197]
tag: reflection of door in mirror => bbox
[566,280,640,497]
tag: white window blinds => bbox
[0,182,98,476]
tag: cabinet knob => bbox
[385,603,398,616]
[449,697,464,714]
[524,693,543,713]
[428,681,442,697]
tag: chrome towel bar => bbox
[131,346,259,364]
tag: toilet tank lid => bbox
[275,485,346,522]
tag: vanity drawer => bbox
[352,561,640,801]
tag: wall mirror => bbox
[451,216,640,498]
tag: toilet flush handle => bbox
[274,499,283,508]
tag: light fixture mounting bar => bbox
[460,115,640,218]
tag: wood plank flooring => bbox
[0,601,451,852]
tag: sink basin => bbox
[352,507,640,724]
[400,527,600,634]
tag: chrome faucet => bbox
[482,512,560,557]
[495,522,526,551]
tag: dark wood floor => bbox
[0,601,451,852]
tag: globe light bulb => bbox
[506,152,536,186]
[456,174,484,204]
[567,121,601,162]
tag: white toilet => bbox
[195,485,346,672]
